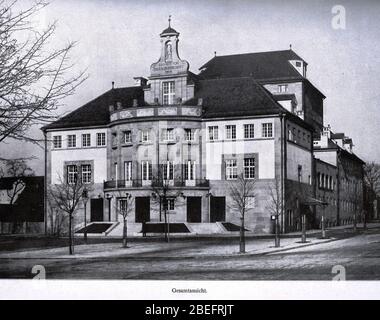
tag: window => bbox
[244,158,255,179]
[244,124,254,139]
[225,125,236,140]
[67,135,76,148]
[124,161,132,181]
[96,132,106,146]
[140,130,150,142]
[184,160,195,180]
[317,172,321,188]
[53,136,62,149]
[184,129,194,141]
[162,161,174,180]
[288,128,293,141]
[296,61,302,67]
[141,161,152,181]
[262,123,273,138]
[298,165,303,182]
[162,81,175,105]
[124,131,132,143]
[162,128,174,141]
[208,126,218,141]
[278,84,288,93]
[81,164,92,184]
[67,165,77,184]
[226,159,237,180]
[82,134,91,147]
[163,198,175,211]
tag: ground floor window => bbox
[226,159,237,180]
[162,161,174,180]
[67,165,78,184]
[81,164,92,184]
[184,161,195,180]
[244,158,255,179]
[124,161,132,181]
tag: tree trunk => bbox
[123,219,128,248]
[301,214,307,243]
[69,214,73,255]
[240,216,245,253]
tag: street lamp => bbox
[82,188,89,243]
[271,214,280,247]
[106,193,113,221]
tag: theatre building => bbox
[42,22,364,235]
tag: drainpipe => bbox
[44,131,48,236]
[279,112,286,234]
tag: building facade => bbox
[42,22,365,235]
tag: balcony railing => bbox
[104,178,209,189]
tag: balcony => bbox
[104,178,209,190]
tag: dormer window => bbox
[296,61,302,67]
[278,85,288,93]
[163,81,175,105]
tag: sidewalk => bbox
[0,222,378,260]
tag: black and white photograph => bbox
[0,0,380,299]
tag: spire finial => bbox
[168,15,171,27]
[289,44,292,50]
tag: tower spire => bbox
[168,15,171,28]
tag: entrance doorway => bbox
[135,197,150,222]
[187,197,202,222]
[210,196,226,222]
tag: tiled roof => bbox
[198,50,306,81]
[183,77,311,130]
[42,86,144,130]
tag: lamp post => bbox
[106,193,113,222]
[271,214,280,247]
[82,188,88,243]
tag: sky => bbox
[1,0,380,175]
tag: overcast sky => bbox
[2,0,380,174]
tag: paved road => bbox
[0,227,379,280]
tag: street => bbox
[0,226,379,280]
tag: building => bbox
[42,21,365,235]
[0,176,44,234]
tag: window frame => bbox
[225,125,236,140]
[53,135,62,149]
[162,81,175,105]
[124,130,132,144]
[67,165,78,184]
[208,126,219,141]
[244,124,255,139]
[96,132,106,146]
[67,134,76,148]
[81,164,92,184]
[81,133,91,147]
[244,158,255,179]
[184,129,194,141]
[141,161,152,181]
[225,159,237,180]
[262,123,273,138]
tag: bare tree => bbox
[228,173,256,253]
[0,159,34,233]
[364,162,380,196]
[0,1,86,145]
[47,195,66,237]
[114,192,133,248]
[267,177,281,247]
[48,174,86,254]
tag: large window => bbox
[244,124,254,139]
[82,134,91,147]
[226,159,237,180]
[124,131,132,143]
[53,135,62,149]
[244,158,255,179]
[67,165,78,184]
[184,161,195,180]
[162,161,174,180]
[96,132,106,146]
[184,129,194,141]
[67,135,76,148]
[225,125,236,140]
[163,81,175,105]
[208,126,218,141]
[141,161,152,181]
[81,164,92,184]
[124,161,132,181]
[140,130,150,142]
[162,128,174,141]
[262,123,273,138]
